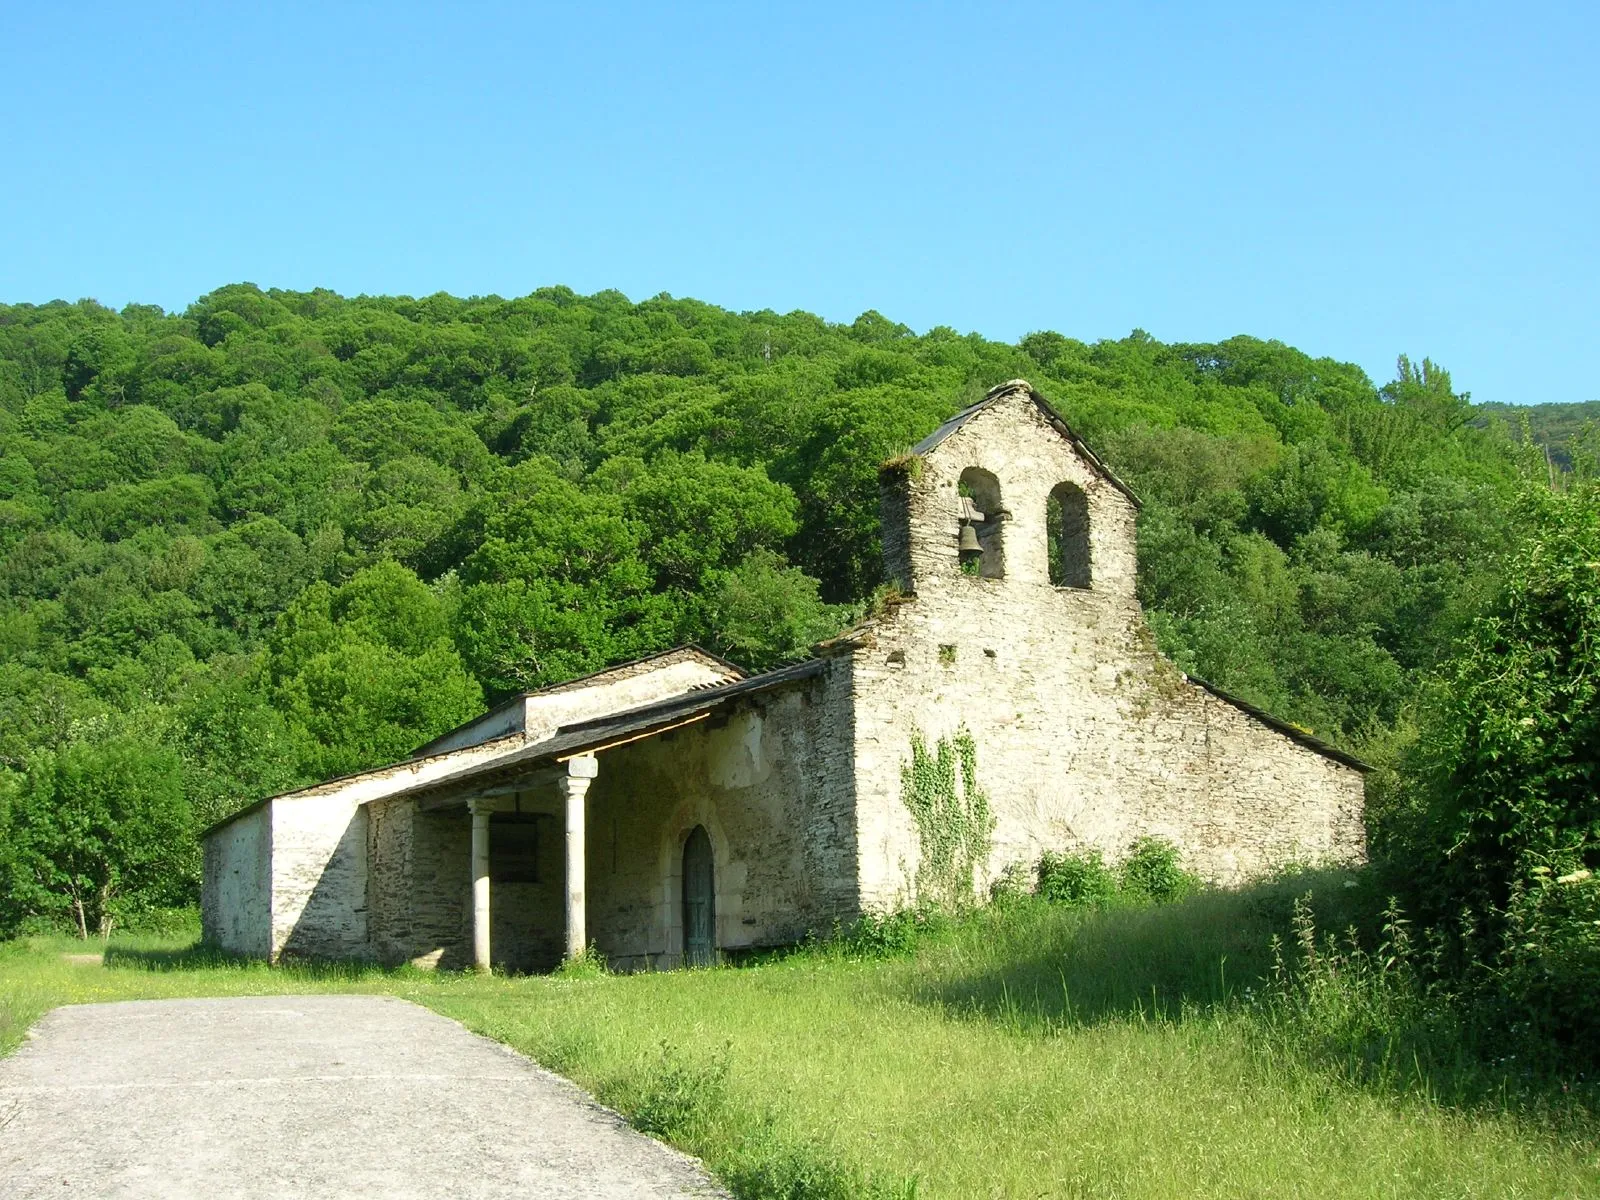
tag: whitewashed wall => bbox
[200,804,271,957]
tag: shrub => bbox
[1119,837,1197,904]
[1488,861,1600,1054]
[827,908,951,960]
[1406,482,1599,913]
[1036,848,1117,908]
[1257,891,1460,1091]
[551,942,610,978]
[988,860,1033,905]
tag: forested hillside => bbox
[1476,399,1600,470]
[0,284,1567,928]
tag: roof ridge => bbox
[410,644,747,758]
[900,379,1142,508]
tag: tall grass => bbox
[4,872,1598,1198]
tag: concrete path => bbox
[0,995,727,1199]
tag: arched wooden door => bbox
[681,826,716,967]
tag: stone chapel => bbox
[201,380,1366,971]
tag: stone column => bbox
[469,799,491,973]
[561,756,600,960]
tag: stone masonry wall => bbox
[417,700,526,757]
[418,651,740,756]
[368,794,565,971]
[583,666,858,970]
[365,794,414,964]
[272,792,369,960]
[362,667,857,971]
[200,804,271,957]
[855,388,1365,904]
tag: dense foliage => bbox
[0,283,1572,931]
[1419,483,1599,906]
[1368,478,1600,1057]
[1476,400,1600,471]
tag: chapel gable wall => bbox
[855,389,1365,906]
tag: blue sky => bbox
[2,2,1594,406]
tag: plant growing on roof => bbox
[900,726,994,910]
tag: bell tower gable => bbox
[878,380,1139,598]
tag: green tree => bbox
[1405,481,1600,908]
[172,661,311,829]
[454,462,670,693]
[265,562,483,777]
[1,736,191,938]
[709,549,853,669]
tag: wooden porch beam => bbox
[416,765,567,811]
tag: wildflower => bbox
[1556,869,1592,885]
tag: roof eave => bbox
[1186,675,1371,772]
[396,658,830,806]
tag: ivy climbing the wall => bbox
[900,727,995,909]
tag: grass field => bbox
[4,873,1597,1198]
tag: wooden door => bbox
[681,826,716,967]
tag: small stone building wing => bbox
[413,646,745,757]
[200,645,777,968]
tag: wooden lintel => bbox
[417,765,565,811]
[555,711,711,762]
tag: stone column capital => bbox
[564,754,600,781]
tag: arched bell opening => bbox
[1048,481,1092,589]
[957,467,1006,579]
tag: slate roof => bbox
[1186,675,1370,772]
[411,645,746,758]
[397,657,829,804]
[909,379,1142,509]
[201,648,774,837]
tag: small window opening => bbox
[1048,482,1092,589]
[490,813,542,883]
[957,467,1006,579]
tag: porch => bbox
[364,666,829,972]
